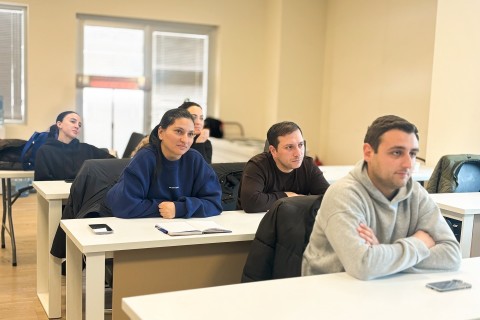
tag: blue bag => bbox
[20,131,49,170]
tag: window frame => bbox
[76,14,217,132]
[0,3,27,124]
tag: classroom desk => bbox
[122,257,480,320]
[32,180,72,319]
[430,192,480,258]
[61,211,265,320]
[320,165,433,184]
[0,169,34,266]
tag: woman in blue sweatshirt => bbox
[105,108,222,219]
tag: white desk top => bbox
[32,180,72,200]
[0,170,34,179]
[430,192,480,215]
[122,257,480,320]
[320,165,433,184]
[61,210,265,254]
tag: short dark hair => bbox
[267,121,303,149]
[364,115,419,152]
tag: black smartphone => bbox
[89,223,113,235]
[426,279,472,292]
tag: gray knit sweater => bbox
[302,161,461,280]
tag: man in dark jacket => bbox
[237,121,329,213]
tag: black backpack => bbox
[0,139,26,170]
[211,162,246,211]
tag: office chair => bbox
[122,132,146,158]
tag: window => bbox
[0,5,26,123]
[77,15,215,156]
[151,32,208,125]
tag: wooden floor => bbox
[0,193,65,319]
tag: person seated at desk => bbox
[237,121,330,213]
[178,101,212,164]
[302,115,461,280]
[34,110,113,181]
[131,101,212,164]
[105,108,222,219]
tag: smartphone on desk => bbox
[89,223,113,235]
[426,279,472,292]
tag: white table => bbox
[32,180,72,319]
[430,192,480,258]
[61,210,265,320]
[122,257,480,320]
[320,165,433,184]
[0,170,34,266]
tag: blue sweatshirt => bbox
[105,145,222,218]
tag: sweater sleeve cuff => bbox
[404,236,431,262]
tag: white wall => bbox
[426,0,480,166]
[319,0,437,164]
[5,0,480,165]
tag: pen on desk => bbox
[156,226,168,234]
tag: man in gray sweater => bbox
[302,115,461,280]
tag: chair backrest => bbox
[454,161,480,193]
[211,162,246,211]
[427,154,480,193]
[122,132,146,158]
[63,158,131,219]
[204,117,224,138]
[241,195,323,282]
[51,158,131,259]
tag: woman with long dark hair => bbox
[105,108,222,219]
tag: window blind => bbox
[0,6,25,122]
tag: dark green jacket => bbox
[426,154,480,193]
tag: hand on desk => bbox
[159,201,176,219]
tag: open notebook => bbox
[155,220,232,236]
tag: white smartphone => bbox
[426,279,472,292]
[89,223,113,235]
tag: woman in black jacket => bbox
[34,110,113,181]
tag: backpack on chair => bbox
[20,131,49,170]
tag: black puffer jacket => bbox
[241,195,323,282]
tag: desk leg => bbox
[66,239,105,320]
[36,195,62,318]
[1,178,7,248]
[460,215,474,258]
[85,252,106,320]
[1,178,17,266]
[66,237,83,320]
